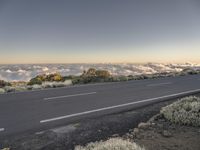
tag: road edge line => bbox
[40,88,200,123]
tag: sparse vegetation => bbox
[70,68,200,85]
[4,86,16,93]
[71,68,112,84]
[0,88,5,94]
[31,84,42,90]
[41,80,72,88]
[161,96,200,127]
[28,77,43,85]
[27,73,64,85]
[13,86,27,92]
[75,138,145,150]
[0,68,200,94]
[0,80,11,88]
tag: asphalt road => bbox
[1,75,200,137]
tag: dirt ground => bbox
[131,114,200,150]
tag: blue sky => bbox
[0,0,200,64]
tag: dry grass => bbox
[75,138,145,150]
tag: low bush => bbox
[14,86,27,92]
[27,86,33,90]
[2,68,200,93]
[0,80,11,88]
[28,73,64,85]
[4,86,15,93]
[74,68,112,84]
[26,68,200,86]
[161,96,200,127]
[42,80,72,88]
[63,80,72,86]
[32,84,42,90]
[0,88,5,94]
[28,77,42,85]
[75,138,145,150]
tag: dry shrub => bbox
[161,96,200,127]
[75,138,145,150]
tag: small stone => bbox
[112,134,119,137]
[129,129,134,132]
[133,128,140,134]
[125,133,134,139]
[162,130,172,137]
[157,123,164,129]
[138,122,150,130]
[136,133,144,139]
[184,136,189,138]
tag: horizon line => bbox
[0,61,199,65]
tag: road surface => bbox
[1,75,200,137]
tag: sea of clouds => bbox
[0,63,200,82]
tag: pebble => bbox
[162,130,172,137]
[138,122,150,130]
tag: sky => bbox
[0,0,200,64]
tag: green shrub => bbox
[75,138,145,150]
[28,73,64,85]
[95,70,111,78]
[118,76,129,81]
[83,68,97,77]
[161,96,200,127]
[82,68,111,78]
[28,77,42,85]
[80,68,111,84]
[72,77,84,85]
[46,73,63,81]
[0,80,11,88]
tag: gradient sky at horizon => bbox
[0,0,200,64]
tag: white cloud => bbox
[17,69,26,73]
[5,69,12,73]
[0,63,199,81]
[42,67,49,72]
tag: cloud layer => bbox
[0,63,199,82]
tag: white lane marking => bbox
[40,88,200,123]
[147,82,172,87]
[0,128,5,132]
[44,92,97,100]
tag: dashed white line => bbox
[40,88,200,123]
[0,128,5,132]
[44,92,97,100]
[147,82,172,87]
